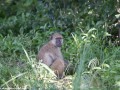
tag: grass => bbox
[0,31,120,90]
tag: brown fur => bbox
[50,59,65,79]
[37,33,67,78]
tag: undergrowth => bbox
[0,29,120,90]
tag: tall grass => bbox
[0,30,120,90]
[72,31,120,90]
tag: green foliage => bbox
[0,0,120,89]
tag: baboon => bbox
[37,33,69,79]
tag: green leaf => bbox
[115,14,120,19]
[101,63,110,68]
[92,67,101,70]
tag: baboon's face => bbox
[51,33,63,47]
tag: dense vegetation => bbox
[0,0,120,90]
